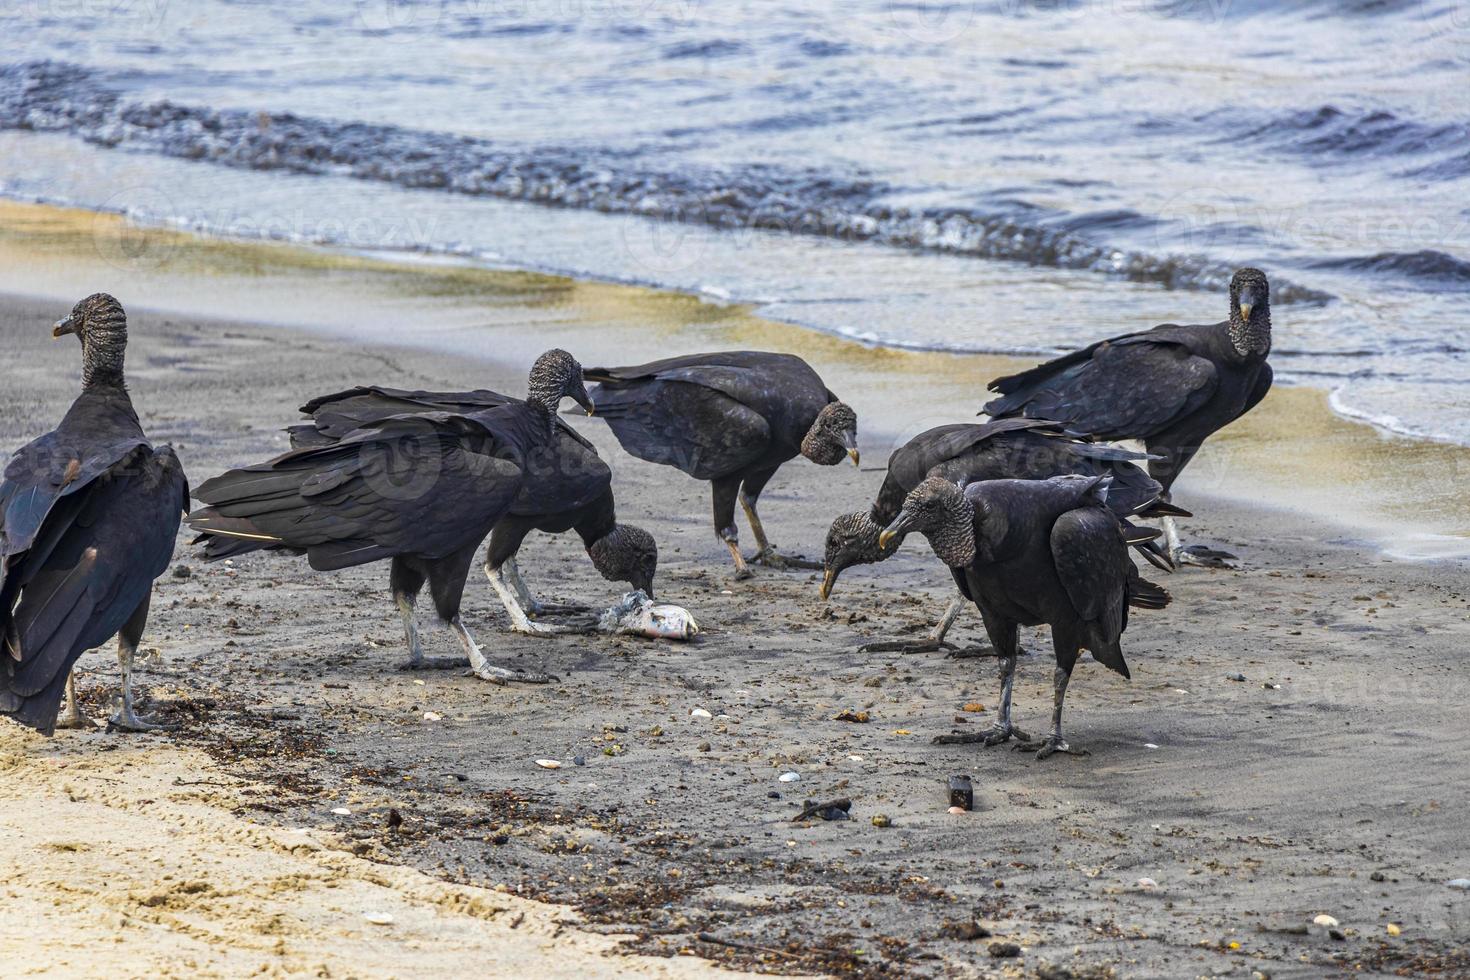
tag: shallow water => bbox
[1,1,1468,440]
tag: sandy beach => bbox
[2,203,1469,977]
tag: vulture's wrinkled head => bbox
[527,348,595,415]
[801,401,859,466]
[1227,268,1271,357]
[588,523,658,598]
[54,293,128,388]
[819,511,892,600]
[881,476,976,568]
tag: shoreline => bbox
[2,197,1469,562]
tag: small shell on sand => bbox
[535,759,562,770]
[947,806,966,815]
[363,911,394,926]
[1313,914,1339,928]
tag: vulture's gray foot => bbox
[1020,735,1090,759]
[1175,544,1238,568]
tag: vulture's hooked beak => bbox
[819,567,838,601]
[878,510,917,551]
[52,314,77,338]
[1238,289,1256,323]
[573,389,596,416]
[843,431,860,467]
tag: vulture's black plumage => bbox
[882,475,1170,759]
[821,418,1184,649]
[187,351,594,682]
[0,294,189,735]
[584,351,857,577]
[983,268,1273,564]
[286,385,656,634]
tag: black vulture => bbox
[0,294,189,735]
[821,418,1184,651]
[187,351,594,682]
[583,351,857,577]
[881,475,1170,759]
[286,385,656,634]
[983,268,1273,565]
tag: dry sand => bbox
[1,203,1469,977]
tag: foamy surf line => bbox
[7,183,1464,453]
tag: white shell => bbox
[535,759,562,770]
[363,911,395,925]
[1313,914,1339,928]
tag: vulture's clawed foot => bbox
[1174,545,1238,569]
[397,656,471,671]
[465,662,558,685]
[749,547,823,571]
[107,703,173,733]
[857,637,957,655]
[982,722,1029,747]
[1019,735,1090,759]
[54,708,98,731]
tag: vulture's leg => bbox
[392,558,463,669]
[108,597,168,732]
[740,467,821,570]
[506,557,589,616]
[856,593,966,654]
[1023,639,1089,759]
[485,562,594,636]
[1148,457,1236,567]
[712,476,752,579]
[930,594,965,645]
[452,616,555,684]
[482,528,587,636]
[54,670,96,730]
[425,548,555,682]
[978,610,1029,745]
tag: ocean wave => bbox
[1224,105,1469,177]
[1308,249,1470,287]
[0,59,1330,304]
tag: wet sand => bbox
[1,203,1470,976]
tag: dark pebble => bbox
[988,941,1022,958]
[939,919,991,941]
[172,564,191,578]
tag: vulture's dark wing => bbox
[1049,505,1130,677]
[587,379,772,481]
[985,332,1219,441]
[0,446,187,734]
[190,413,523,569]
[291,386,594,451]
[1,429,149,571]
